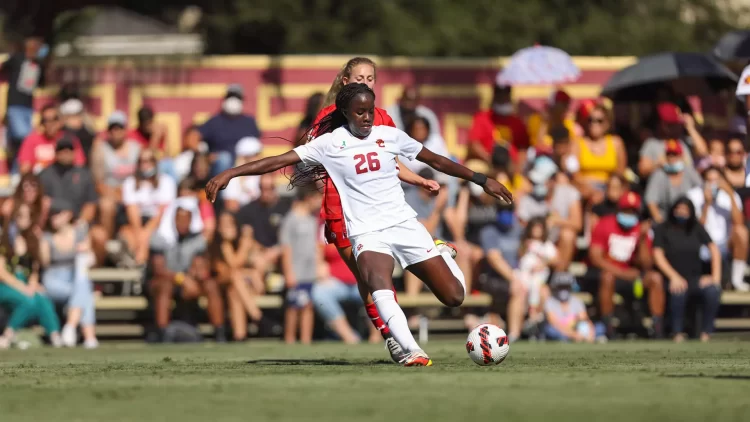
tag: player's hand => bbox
[669,276,688,294]
[421,179,441,196]
[205,171,233,203]
[483,178,513,204]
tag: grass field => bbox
[1,340,749,422]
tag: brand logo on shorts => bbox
[357,244,363,252]
[376,139,385,148]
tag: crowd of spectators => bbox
[1,48,750,348]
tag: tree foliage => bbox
[1,0,748,56]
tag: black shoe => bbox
[214,326,228,343]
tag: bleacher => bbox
[89,262,750,341]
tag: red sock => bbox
[365,302,391,336]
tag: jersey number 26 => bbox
[354,152,381,174]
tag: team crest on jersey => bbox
[357,244,363,252]
[376,139,385,148]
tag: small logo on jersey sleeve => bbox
[357,244,363,252]
[339,140,347,149]
[376,139,385,148]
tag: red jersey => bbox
[468,110,524,160]
[590,215,651,269]
[311,104,396,220]
[17,131,86,173]
[127,128,167,150]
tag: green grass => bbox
[1,340,749,422]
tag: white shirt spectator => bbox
[122,174,177,218]
[686,186,742,249]
[387,104,442,136]
[223,175,261,205]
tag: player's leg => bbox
[354,238,429,366]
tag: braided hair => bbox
[288,83,376,188]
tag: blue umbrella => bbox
[496,45,581,86]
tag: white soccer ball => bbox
[466,324,510,366]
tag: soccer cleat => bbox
[384,334,408,364]
[403,350,433,367]
[434,239,457,259]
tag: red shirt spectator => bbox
[18,131,86,174]
[468,110,522,160]
[590,193,651,269]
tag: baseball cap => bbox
[665,139,683,156]
[548,89,571,106]
[617,191,642,211]
[59,98,84,116]
[549,271,576,289]
[107,110,128,128]
[656,102,683,124]
[235,137,262,157]
[575,99,596,122]
[55,136,75,152]
[226,83,244,99]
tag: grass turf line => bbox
[1,341,749,422]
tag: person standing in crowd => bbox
[0,203,61,348]
[223,137,262,212]
[127,106,168,152]
[279,187,321,345]
[295,92,324,145]
[40,199,98,348]
[90,111,141,248]
[686,166,749,292]
[119,149,177,265]
[589,192,665,338]
[236,174,292,286]
[1,36,50,161]
[724,137,748,188]
[653,197,722,342]
[466,84,525,164]
[638,102,707,179]
[199,84,261,177]
[149,202,226,342]
[517,157,581,272]
[526,89,575,148]
[644,140,702,224]
[59,95,96,162]
[17,105,86,174]
[572,105,627,201]
[387,85,442,138]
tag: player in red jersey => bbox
[309,57,455,362]
[588,192,665,338]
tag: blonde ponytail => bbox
[322,57,376,108]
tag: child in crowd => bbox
[279,187,323,344]
[516,217,557,325]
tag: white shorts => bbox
[350,218,440,268]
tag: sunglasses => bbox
[42,116,60,124]
[588,117,606,124]
[727,149,745,155]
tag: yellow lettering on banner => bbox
[254,84,332,132]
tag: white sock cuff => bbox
[372,289,396,303]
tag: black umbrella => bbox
[601,52,738,102]
[712,31,750,61]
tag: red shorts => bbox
[324,218,351,249]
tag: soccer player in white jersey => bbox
[207,83,513,366]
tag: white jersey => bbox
[294,125,423,237]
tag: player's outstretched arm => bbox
[205,151,302,203]
[415,147,513,204]
[395,158,440,193]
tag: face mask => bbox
[674,215,689,224]
[616,212,638,229]
[492,103,514,116]
[222,97,243,115]
[139,168,157,178]
[663,161,685,174]
[555,289,571,302]
[532,184,548,199]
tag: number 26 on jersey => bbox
[354,152,381,174]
